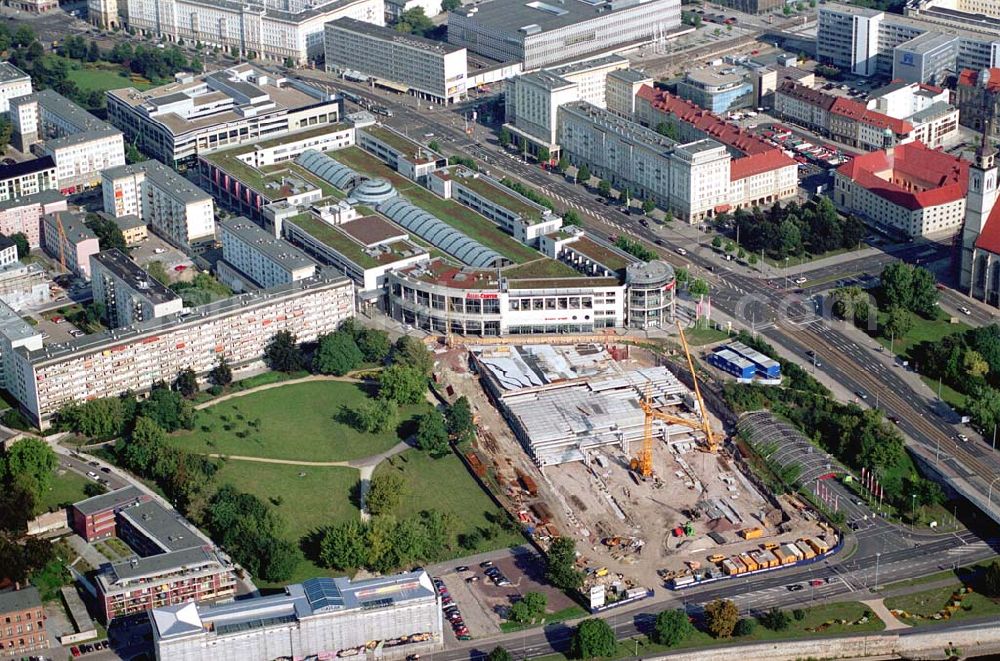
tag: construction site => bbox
[433,332,837,602]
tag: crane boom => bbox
[675,320,717,453]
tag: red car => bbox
[71,647,81,657]
[174,265,187,272]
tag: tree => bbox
[712,236,723,249]
[688,279,709,297]
[832,286,871,326]
[125,143,143,164]
[884,305,913,341]
[984,559,1000,597]
[556,157,569,173]
[313,330,364,376]
[734,618,756,636]
[442,0,462,10]
[265,331,304,372]
[487,647,512,661]
[283,56,296,68]
[174,367,198,398]
[367,470,405,515]
[2,438,57,498]
[428,140,441,152]
[537,146,551,163]
[22,536,54,572]
[724,240,735,254]
[319,519,369,570]
[964,349,990,379]
[704,599,739,638]
[653,609,694,647]
[576,164,591,184]
[910,266,939,317]
[499,127,511,148]
[119,416,167,475]
[510,592,547,623]
[87,40,100,62]
[881,261,914,310]
[0,480,34,532]
[343,398,397,433]
[571,619,616,659]
[209,356,233,387]
[642,199,656,214]
[563,209,582,227]
[546,536,583,590]
[748,253,758,266]
[778,219,802,255]
[9,233,28,259]
[415,411,449,455]
[138,386,194,431]
[758,607,791,631]
[379,364,427,405]
[446,396,475,442]
[59,397,127,439]
[391,335,434,376]
[0,535,26,584]
[357,327,391,363]
[598,179,612,198]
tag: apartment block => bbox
[218,217,316,291]
[90,249,184,329]
[125,0,384,64]
[0,189,66,247]
[106,66,343,168]
[10,90,125,192]
[0,62,32,114]
[325,18,468,104]
[101,160,215,248]
[607,69,654,118]
[0,263,52,311]
[41,211,100,279]
[0,157,58,203]
[70,486,151,542]
[9,271,354,427]
[0,588,49,658]
[0,298,42,390]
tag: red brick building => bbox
[70,486,150,542]
[0,587,49,657]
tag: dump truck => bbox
[707,553,726,564]
[739,527,764,540]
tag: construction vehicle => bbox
[630,321,720,477]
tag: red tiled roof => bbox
[777,80,837,111]
[958,68,1000,92]
[637,86,796,181]
[974,204,1000,254]
[829,97,913,135]
[836,141,969,211]
[918,83,944,94]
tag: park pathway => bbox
[861,599,910,631]
[194,374,363,410]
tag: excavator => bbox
[630,321,719,478]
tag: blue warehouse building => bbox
[716,341,782,379]
[707,348,756,379]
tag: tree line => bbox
[728,197,866,261]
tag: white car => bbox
[957,433,969,442]
[794,277,807,285]
[87,471,98,478]
[959,306,972,315]
[676,248,687,256]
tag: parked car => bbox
[786,584,804,591]
[479,560,494,568]
[466,576,479,583]
[456,565,469,572]
[676,247,687,256]
[71,647,81,658]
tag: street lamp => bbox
[911,493,917,530]
[874,552,881,591]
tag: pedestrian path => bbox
[204,440,410,469]
[861,598,910,630]
[194,374,362,410]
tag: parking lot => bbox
[435,549,579,637]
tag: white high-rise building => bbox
[90,249,184,329]
[962,137,1000,296]
[219,217,316,290]
[125,0,384,64]
[102,161,215,248]
[0,62,32,114]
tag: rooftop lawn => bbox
[167,380,430,462]
[205,152,342,200]
[330,147,540,264]
[569,236,631,271]
[211,459,360,585]
[454,173,543,222]
[374,449,523,559]
[35,469,91,515]
[503,258,583,280]
[362,125,427,156]
[288,213,424,269]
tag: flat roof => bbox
[822,1,999,40]
[221,217,316,271]
[329,17,464,54]
[203,149,341,201]
[897,30,959,53]
[0,188,64,210]
[361,125,430,158]
[0,587,41,614]
[103,160,212,205]
[564,236,632,271]
[18,89,111,133]
[451,0,676,34]
[517,70,577,91]
[105,545,228,583]
[608,68,653,83]
[117,500,202,553]
[684,66,749,87]
[287,213,425,269]
[0,298,39,343]
[73,485,147,516]
[92,249,180,306]
[0,155,56,180]
[0,61,29,84]
[44,211,96,245]
[473,343,622,390]
[451,168,545,222]
[548,54,629,77]
[337,215,409,246]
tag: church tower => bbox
[961,70,999,292]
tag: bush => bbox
[758,607,791,631]
[792,608,806,621]
[734,617,756,636]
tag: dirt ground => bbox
[433,343,830,597]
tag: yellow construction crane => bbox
[631,321,719,478]
[54,211,68,272]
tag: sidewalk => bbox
[861,598,909,630]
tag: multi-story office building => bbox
[606,69,653,118]
[0,236,17,269]
[557,102,731,222]
[0,157,58,203]
[956,68,1000,140]
[0,299,42,390]
[715,0,782,13]
[106,66,343,168]
[867,79,959,148]
[90,249,184,329]
[0,62,32,114]
[218,217,316,291]
[0,190,66,248]
[70,486,151,541]
[95,500,236,622]
[325,18,468,105]
[503,55,631,155]
[447,0,681,70]
[905,0,1000,35]
[41,211,100,279]
[676,67,755,114]
[124,0,384,64]
[9,271,354,427]
[151,572,443,661]
[816,3,1000,81]
[0,588,49,659]
[634,87,798,212]
[833,141,969,237]
[102,161,215,248]
[10,90,125,192]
